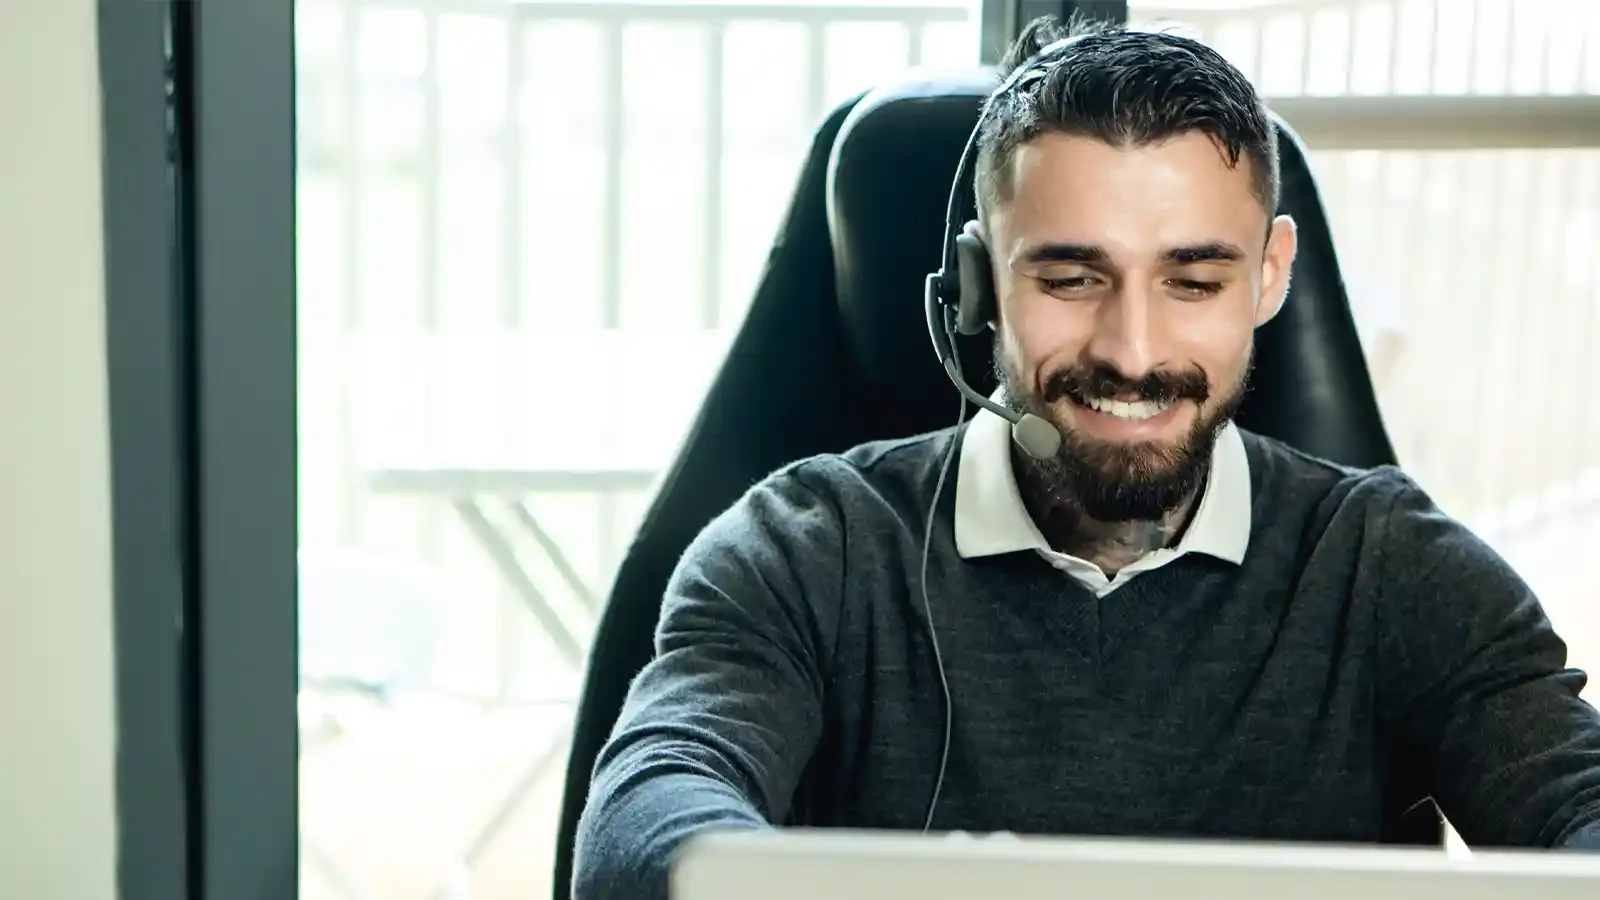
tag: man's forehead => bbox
[992,131,1268,254]
[1009,130,1253,186]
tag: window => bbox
[293,2,982,897]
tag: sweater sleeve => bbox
[1372,470,1600,850]
[570,467,842,900]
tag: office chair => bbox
[550,72,1413,899]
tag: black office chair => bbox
[551,72,1416,899]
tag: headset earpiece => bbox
[925,31,1088,344]
[952,224,996,336]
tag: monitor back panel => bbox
[672,830,1600,900]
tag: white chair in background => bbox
[298,550,452,899]
[297,549,575,900]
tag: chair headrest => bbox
[825,70,1396,466]
[827,71,997,437]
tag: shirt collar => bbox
[953,405,1252,565]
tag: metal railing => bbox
[297,0,1600,574]
[1267,95,1600,149]
[297,0,1600,580]
[295,0,982,672]
[1135,0,1598,92]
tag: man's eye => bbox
[1039,276,1097,293]
[1169,278,1224,297]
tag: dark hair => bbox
[975,15,1279,222]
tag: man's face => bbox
[986,130,1296,521]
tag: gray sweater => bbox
[571,426,1600,900]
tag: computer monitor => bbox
[672,829,1600,900]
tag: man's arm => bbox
[571,468,842,900]
[1374,471,1600,849]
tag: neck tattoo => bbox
[1013,453,1205,576]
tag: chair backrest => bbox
[552,73,1412,899]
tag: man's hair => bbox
[975,16,1279,223]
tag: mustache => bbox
[1041,362,1211,406]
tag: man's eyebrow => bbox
[1163,242,1247,264]
[1016,242,1248,266]
[1017,243,1109,265]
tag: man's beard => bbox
[994,347,1250,522]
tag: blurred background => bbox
[290,1,1600,897]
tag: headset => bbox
[916,34,1088,833]
[923,34,1100,465]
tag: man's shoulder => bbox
[1237,427,1410,493]
[764,425,962,513]
[1237,427,1459,570]
[688,427,959,568]
[1236,427,1431,535]
[674,429,956,609]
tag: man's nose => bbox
[1084,287,1173,381]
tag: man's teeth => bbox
[1084,397,1171,420]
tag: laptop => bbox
[672,829,1600,900]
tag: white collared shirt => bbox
[953,405,1253,596]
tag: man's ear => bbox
[961,218,986,242]
[1255,214,1297,327]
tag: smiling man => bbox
[969,29,1294,582]
[571,17,1600,900]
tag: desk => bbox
[349,328,725,673]
[319,330,725,895]
[352,463,663,897]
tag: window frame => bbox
[98,1,299,898]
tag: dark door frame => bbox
[97,1,297,898]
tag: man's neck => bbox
[1013,452,1205,576]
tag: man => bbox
[571,17,1600,900]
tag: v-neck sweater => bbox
[572,426,1600,900]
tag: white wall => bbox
[0,0,119,896]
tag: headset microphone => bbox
[922,36,1088,464]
